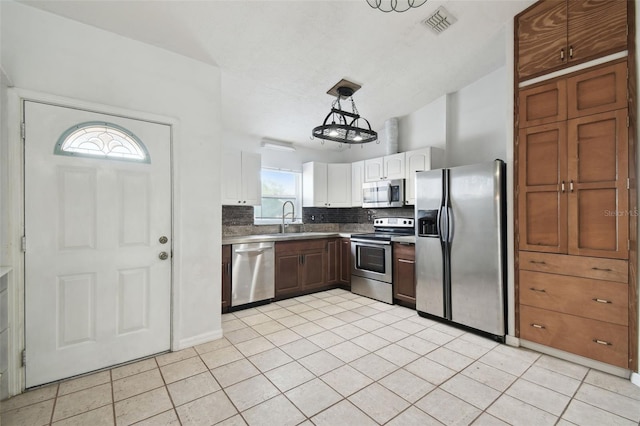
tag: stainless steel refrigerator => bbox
[415,160,506,341]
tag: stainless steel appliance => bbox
[231,242,275,307]
[351,217,415,304]
[362,179,405,208]
[415,160,506,341]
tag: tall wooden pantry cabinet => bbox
[514,0,637,370]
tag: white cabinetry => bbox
[303,162,351,207]
[364,153,405,182]
[404,147,445,205]
[351,160,364,207]
[221,150,261,206]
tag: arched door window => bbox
[54,121,150,163]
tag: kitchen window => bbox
[254,169,302,224]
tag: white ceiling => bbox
[21,0,534,151]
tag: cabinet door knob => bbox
[569,45,573,59]
[560,48,565,61]
[592,298,612,304]
[593,339,612,346]
[530,323,545,329]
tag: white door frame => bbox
[5,88,182,395]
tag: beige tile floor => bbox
[2,288,640,425]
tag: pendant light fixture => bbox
[366,0,428,13]
[312,82,378,145]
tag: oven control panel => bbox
[374,217,414,228]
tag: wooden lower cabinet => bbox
[222,245,231,312]
[275,239,328,299]
[326,238,338,285]
[393,243,415,308]
[518,251,630,368]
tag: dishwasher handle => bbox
[234,247,273,255]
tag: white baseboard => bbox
[520,339,630,379]
[505,335,520,347]
[631,372,640,388]
[177,329,223,350]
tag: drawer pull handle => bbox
[530,287,546,293]
[593,339,612,346]
[592,298,612,304]
[529,260,546,265]
[591,267,612,272]
[530,323,545,329]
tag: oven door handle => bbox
[350,238,392,245]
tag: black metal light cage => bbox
[312,86,378,144]
[365,0,428,13]
[312,109,377,144]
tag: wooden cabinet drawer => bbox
[520,305,628,368]
[275,239,327,254]
[567,61,628,119]
[519,270,627,326]
[393,242,415,260]
[519,251,627,283]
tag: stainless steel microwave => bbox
[362,179,405,208]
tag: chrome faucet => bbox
[282,201,295,234]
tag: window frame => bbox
[254,168,302,225]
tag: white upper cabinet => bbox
[222,150,262,206]
[383,152,406,180]
[364,153,405,182]
[327,163,352,207]
[364,157,384,181]
[404,147,445,205]
[303,162,351,207]
[351,160,365,207]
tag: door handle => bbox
[159,236,168,244]
[159,251,169,260]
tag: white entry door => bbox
[24,101,172,387]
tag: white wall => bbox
[0,0,223,390]
[447,67,508,167]
[223,129,349,171]
[398,95,447,153]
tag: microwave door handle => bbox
[387,183,392,205]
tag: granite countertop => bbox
[222,232,415,245]
[222,232,351,245]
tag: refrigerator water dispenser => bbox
[417,210,439,237]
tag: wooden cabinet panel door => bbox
[340,238,351,284]
[275,253,302,297]
[326,239,338,284]
[568,109,629,259]
[567,0,628,65]
[393,243,416,306]
[519,79,567,128]
[518,123,568,253]
[517,0,567,79]
[567,61,628,119]
[301,250,325,290]
[222,245,231,311]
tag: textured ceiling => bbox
[20,0,535,150]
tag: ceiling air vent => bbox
[423,6,457,34]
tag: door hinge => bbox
[21,236,26,252]
[21,349,26,367]
[628,240,630,251]
[20,122,26,140]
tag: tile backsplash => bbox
[222,205,414,237]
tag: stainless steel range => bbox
[350,217,415,304]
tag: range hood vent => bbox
[423,7,457,34]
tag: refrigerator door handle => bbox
[447,206,454,243]
[436,206,443,241]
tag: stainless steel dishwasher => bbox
[231,242,275,307]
